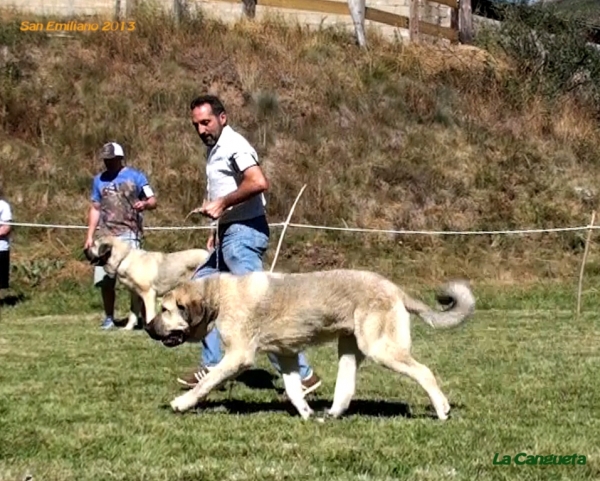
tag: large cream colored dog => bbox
[145,269,476,420]
[84,236,210,330]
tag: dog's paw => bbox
[123,317,138,331]
[313,410,338,423]
[170,393,197,413]
[435,397,451,420]
[326,406,348,419]
[299,408,314,421]
[436,403,450,421]
[433,393,450,421]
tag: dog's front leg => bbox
[328,335,365,418]
[140,291,156,327]
[170,352,253,413]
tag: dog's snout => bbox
[144,316,162,341]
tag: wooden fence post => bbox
[126,0,138,18]
[174,0,187,24]
[450,2,458,43]
[576,211,596,320]
[167,0,457,43]
[242,0,257,18]
[409,0,419,42]
[458,0,472,44]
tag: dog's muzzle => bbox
[161,331,185,348]
[83,248,105,266]
[83,248,96,262]
[144,318,186,348]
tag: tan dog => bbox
[145,269,476,420]
[84,236,210,330]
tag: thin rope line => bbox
[286,223,595,236]
[3,221,597,235]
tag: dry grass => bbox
[2,6,600,291]
[553,0,600,22]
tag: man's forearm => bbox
[222,180,265,210]
[0,225,10,237]
[145,196,157,211]
[87,206,100,238]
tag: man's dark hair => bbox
[190,95,226,116]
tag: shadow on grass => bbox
[194,398,415,418]
[0,291,27,308]
[113,316,147,329]
[162,368,465,419]
[161,398,465,419]
[176,368,281,392]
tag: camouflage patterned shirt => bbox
[91,167,155,238]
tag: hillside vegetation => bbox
[2,3,600,297]
[553,0,600,23]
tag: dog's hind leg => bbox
[170,351,255,413]
[328,335,365,418]
[371,344,450,420]
[124,292,141,330]
[277,355,315,420]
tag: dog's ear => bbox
[174,287,205,325]
[178,298,205,326]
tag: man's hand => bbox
[186,166,267,222]
[200,198,226,220]
[84,236,94,250]
[206,231,219,251]
[133,200,147,211]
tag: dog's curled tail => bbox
[403,280,475,329]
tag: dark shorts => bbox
[0,250,9,289]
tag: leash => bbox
[184,206,220,268]
[185,206,223,393]
[269,184,307,273]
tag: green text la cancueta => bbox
[493,453,587,466]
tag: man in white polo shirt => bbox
[177,94,321,395]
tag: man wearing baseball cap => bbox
[84,142,158,330]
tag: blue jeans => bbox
[192,215,314,380]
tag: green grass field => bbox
[1,286,599,481]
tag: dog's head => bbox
[145,278,218,348]
[84,238,111,266]
[83,236,130,268]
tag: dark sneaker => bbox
[301,371,322,396]
[176,365,231,392]
[281,371,322,400]
[177,365,213,388]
